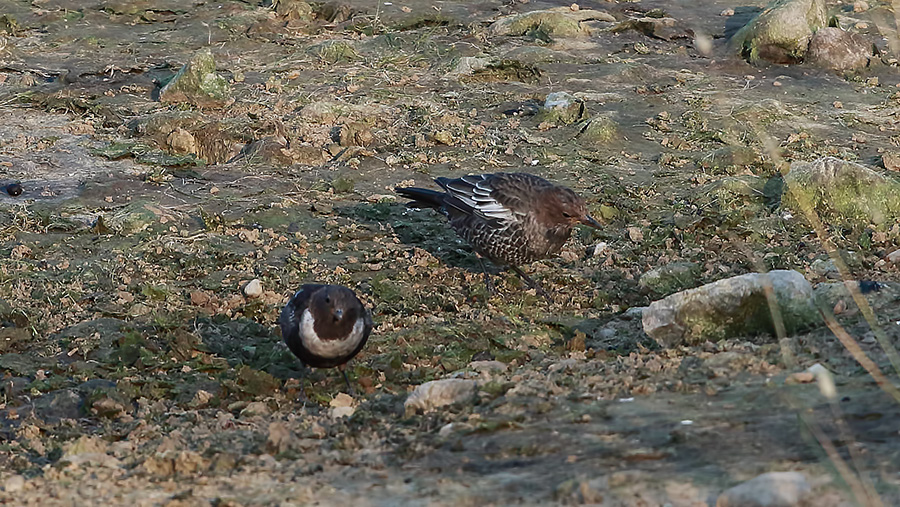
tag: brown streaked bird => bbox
[395,172,601,297]
[279,284,373,397]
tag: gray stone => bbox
[807,27,873,72]
[784,157,900,228]
[716,471,810,507]
[729,0,827,64]
[446,56,490,78]
[0,353,53,376]
[639,261,700,297]
[54,318,128,363]
[642,270,820,347]
[814,281,898,314]
[33,388,84,422]
[540,92,584,125]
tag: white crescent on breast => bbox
[300,308,366,359]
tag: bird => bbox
[395,172,602,298]
[279,284,374,398]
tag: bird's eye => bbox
[562,212,572,218]
[325,297,331,304]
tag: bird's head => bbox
[309,285,360,325]
[541,187,602,230]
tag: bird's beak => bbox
[581,215,602,229]
[333,308,343,320]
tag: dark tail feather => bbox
[395,186,446,209]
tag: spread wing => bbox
[436,173,545,224]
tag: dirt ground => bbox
[1,0,900,505]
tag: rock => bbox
[165,127,198,155]
[728,0,827,64]
[243,279,263,298]
[887,249,900,264]
[159,49,232,108]
[275,0,313,21]
[329,392,356,418]
[339,122,374,147]
[266,421,295,454]
[240,401,270,417]
[33,388,84,422]
[809,258,839,279]
[638,261,700,297]
[554,478,604,504]
[54,318,128,363]
[716,471,811,507]
[446,56,490,78]
[698,146,761,173]
[469,360,508,373]
[577,115,619,146]
[642,270,820,347]
[609,16,694,41]
[308,40,358,63]
[59,452,122,469]
[0,353,53,376]
[405,379,478,415]
[883,151,900,172]
[3,474,25,493]
[105,200,170,235]
[189,389,214,408]
[784,157,900,228]
[540,92,584,125]
[318,1,353,22]
[813,281,897,315]
[807,27,872,72]
[488,8,615,39]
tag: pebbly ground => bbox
[1,0,899,505]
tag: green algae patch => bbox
[308,40,359,63]
[577,115,619,146]
[160,49,232,109]
[488,8,615,39]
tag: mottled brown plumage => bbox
[396,172,601,296]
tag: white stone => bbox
[243,278,263,298]
[405,379,477,415]
[3,474,25,493]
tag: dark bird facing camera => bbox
[279,284,373,395]
[396,172,601,297]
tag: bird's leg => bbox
[295,360,310,406]
[509,265,552,303]
[476,254,496,296]
[337,363,356,396]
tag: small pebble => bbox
[4,474,25,493]
[243,279,263,298]
[5,183,23,196]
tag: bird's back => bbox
[434,173,570,265]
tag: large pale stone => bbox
[642,270,819,346]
